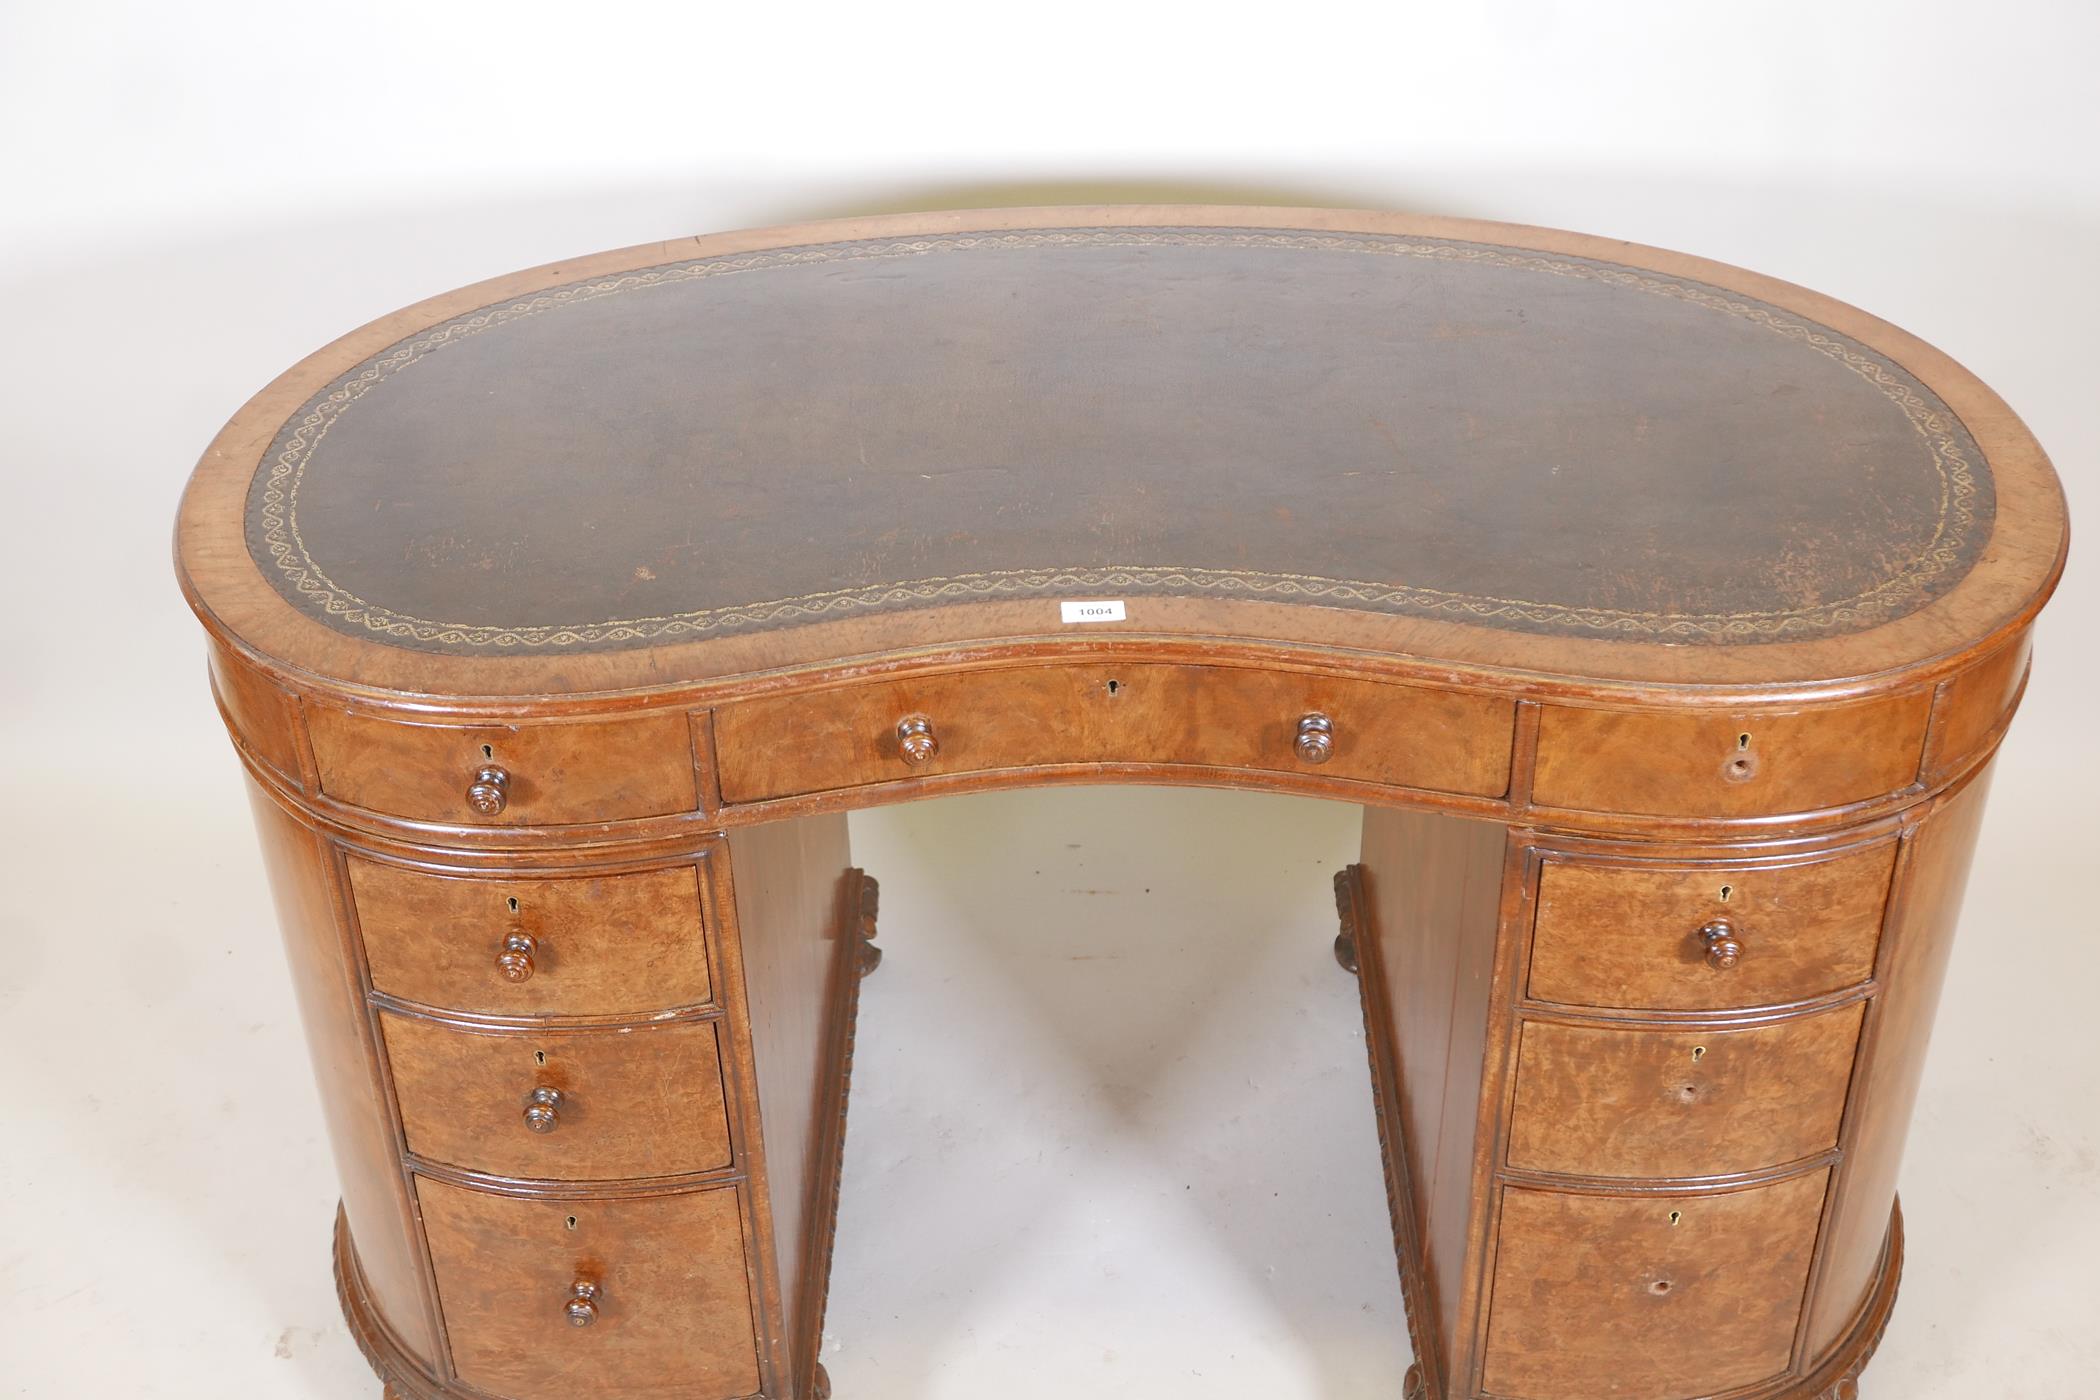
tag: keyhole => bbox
[1105,679,1120,695]
[565,1215,578,1231]
[1668,1210,1682,1227]
[1723,733,1759,783]
[534,1050,547,1066]
[1691,1046,1707,1062]
[482,743,494,759]
[508,896,520,913]
[1718,884,1733,903]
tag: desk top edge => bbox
[174,204,2068,709]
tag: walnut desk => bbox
[174,207,2067,1400]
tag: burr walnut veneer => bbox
[174,207,2067,1400]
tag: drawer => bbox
[306,706,697,826]
[418,1178,759,1400]
[1483,1170,1829,1400]
[382,1015,732,1181]
[1531,692,1930,818]
[1528,842,1895,1011]
[351,858,713,1018]
[1506,1002,1863,1178]
[715,663,1514,803]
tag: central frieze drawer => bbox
[714,663,1514,803]
[418,1179,760,1400]
[1506,1003,1864,1178]
[351,858,714,1018]
[1528,841,1896,1012]
[382,1015,732,1181]
[1483,1171,1830,1400]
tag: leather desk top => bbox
[175,206,2066,702]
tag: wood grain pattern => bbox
[1531,693,1932,818]
[351,858,712,1018]
[1482,1170,1831,1400]
[1332,865,1441,1400]
[1355,807,1512,1388]
[245,781,439,1359]
[1923,634,2030,782]
[417,1178,759,1400]
[210,640,308,784]
[306,705,699,826]
[716,663,1514,805]
[1804,769,1993,1355]
[1506,1003,1865,1178]
[1528,842,1895,1011]
[382,1014,731,1181]
[718,814,857,1400]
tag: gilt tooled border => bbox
[248,229,1989,651]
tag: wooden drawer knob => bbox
[565,1280,600,1327]
[466,764,511,815]
[1295,712,1335,764]
[1699,919,1744,970]
[896,714,939,766]
[496,930,538,983]
[522,1085,565,1133]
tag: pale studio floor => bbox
[5,773,2098,1398]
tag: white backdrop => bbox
[3,3,2094,1396]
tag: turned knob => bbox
[1295,712,1335,764]
[496,930,537,983]
[523,1085,565,1134]
[896,714,939,766]
[466,764,510,815]
[565,1280,600,1327]
[1699,919,1744,970]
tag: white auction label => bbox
[1059,599,1127,624]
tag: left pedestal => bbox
[244,762,871,1400]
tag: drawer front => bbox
[418,1178,759,1400]
[1529,842,1895,1011]
[352,859,712,1018]
[1483,1171,1830,1400]
[715,663,1513,803]
[1531,693,1930,818]
[383,1015,731,1181]
[1506,1003,1863,1178]
[307,706,697,826]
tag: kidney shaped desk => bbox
[174,207,2067,1400]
